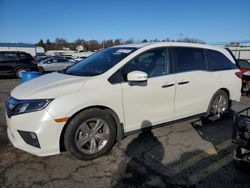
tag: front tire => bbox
[64,109,116,160]
[207,90,229,120]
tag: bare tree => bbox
[37,37,205,52]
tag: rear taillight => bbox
[31,59,36,64]
[235,71,242,79]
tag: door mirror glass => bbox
[127,71,148,82]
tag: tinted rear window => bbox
[206,50,237,71]
[173,47,206,72]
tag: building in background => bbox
[229,47,250,61]
[0,43,44,56]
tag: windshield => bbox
[64,47,137,76]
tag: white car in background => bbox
[6,42,241,160]
[37,56,77,72]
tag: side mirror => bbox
[127,71,148,82]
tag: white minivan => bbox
[5,42,241,160]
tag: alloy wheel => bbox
[211,94,228,118]
[74,118,110,154]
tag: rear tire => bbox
[15,68,26,79]
[64,109,116,160]
[206,90,229,120]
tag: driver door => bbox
[121,48,176,132]
[43,59,56,71]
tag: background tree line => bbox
[37,38,205,52]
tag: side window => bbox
[0,54,3,62]
[173,47,206,72]
[122,48,170,79]
[19,53,26,59]
[207,50,237,71]
[2,53,19,61]
[57,59,67,63]
[48,59,53,63]
[19,53,31,60]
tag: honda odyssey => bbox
[5,42,241,160]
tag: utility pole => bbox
[102,40,105,49]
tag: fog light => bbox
[18,131,40,148]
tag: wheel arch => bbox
[219,88,230,99]
[219,88,232,109]
[14,66,29,73]
[59,105,124,152]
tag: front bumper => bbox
[6,109,65,156]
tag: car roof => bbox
[48,56,66,59]
[114,42,224,51]
[113,42,236,63]
[113,43,153,48]
[0,51,29,54]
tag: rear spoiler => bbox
[225,47,239,68]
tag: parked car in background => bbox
[74,56,86,62]
[35,55,50,63]
[235,59,250,93]
[37,57,77,72]
[0,51,38,78]
[6,42,241,160]
[62,55,76,61]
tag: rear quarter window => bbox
[206,50,237,71]
[56,59,68,63]
[19,53,32,60]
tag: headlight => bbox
[6,97,53,117]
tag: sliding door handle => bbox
[178,80,190,85]
[162,83,175,88]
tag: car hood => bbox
[11,72,88,99]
